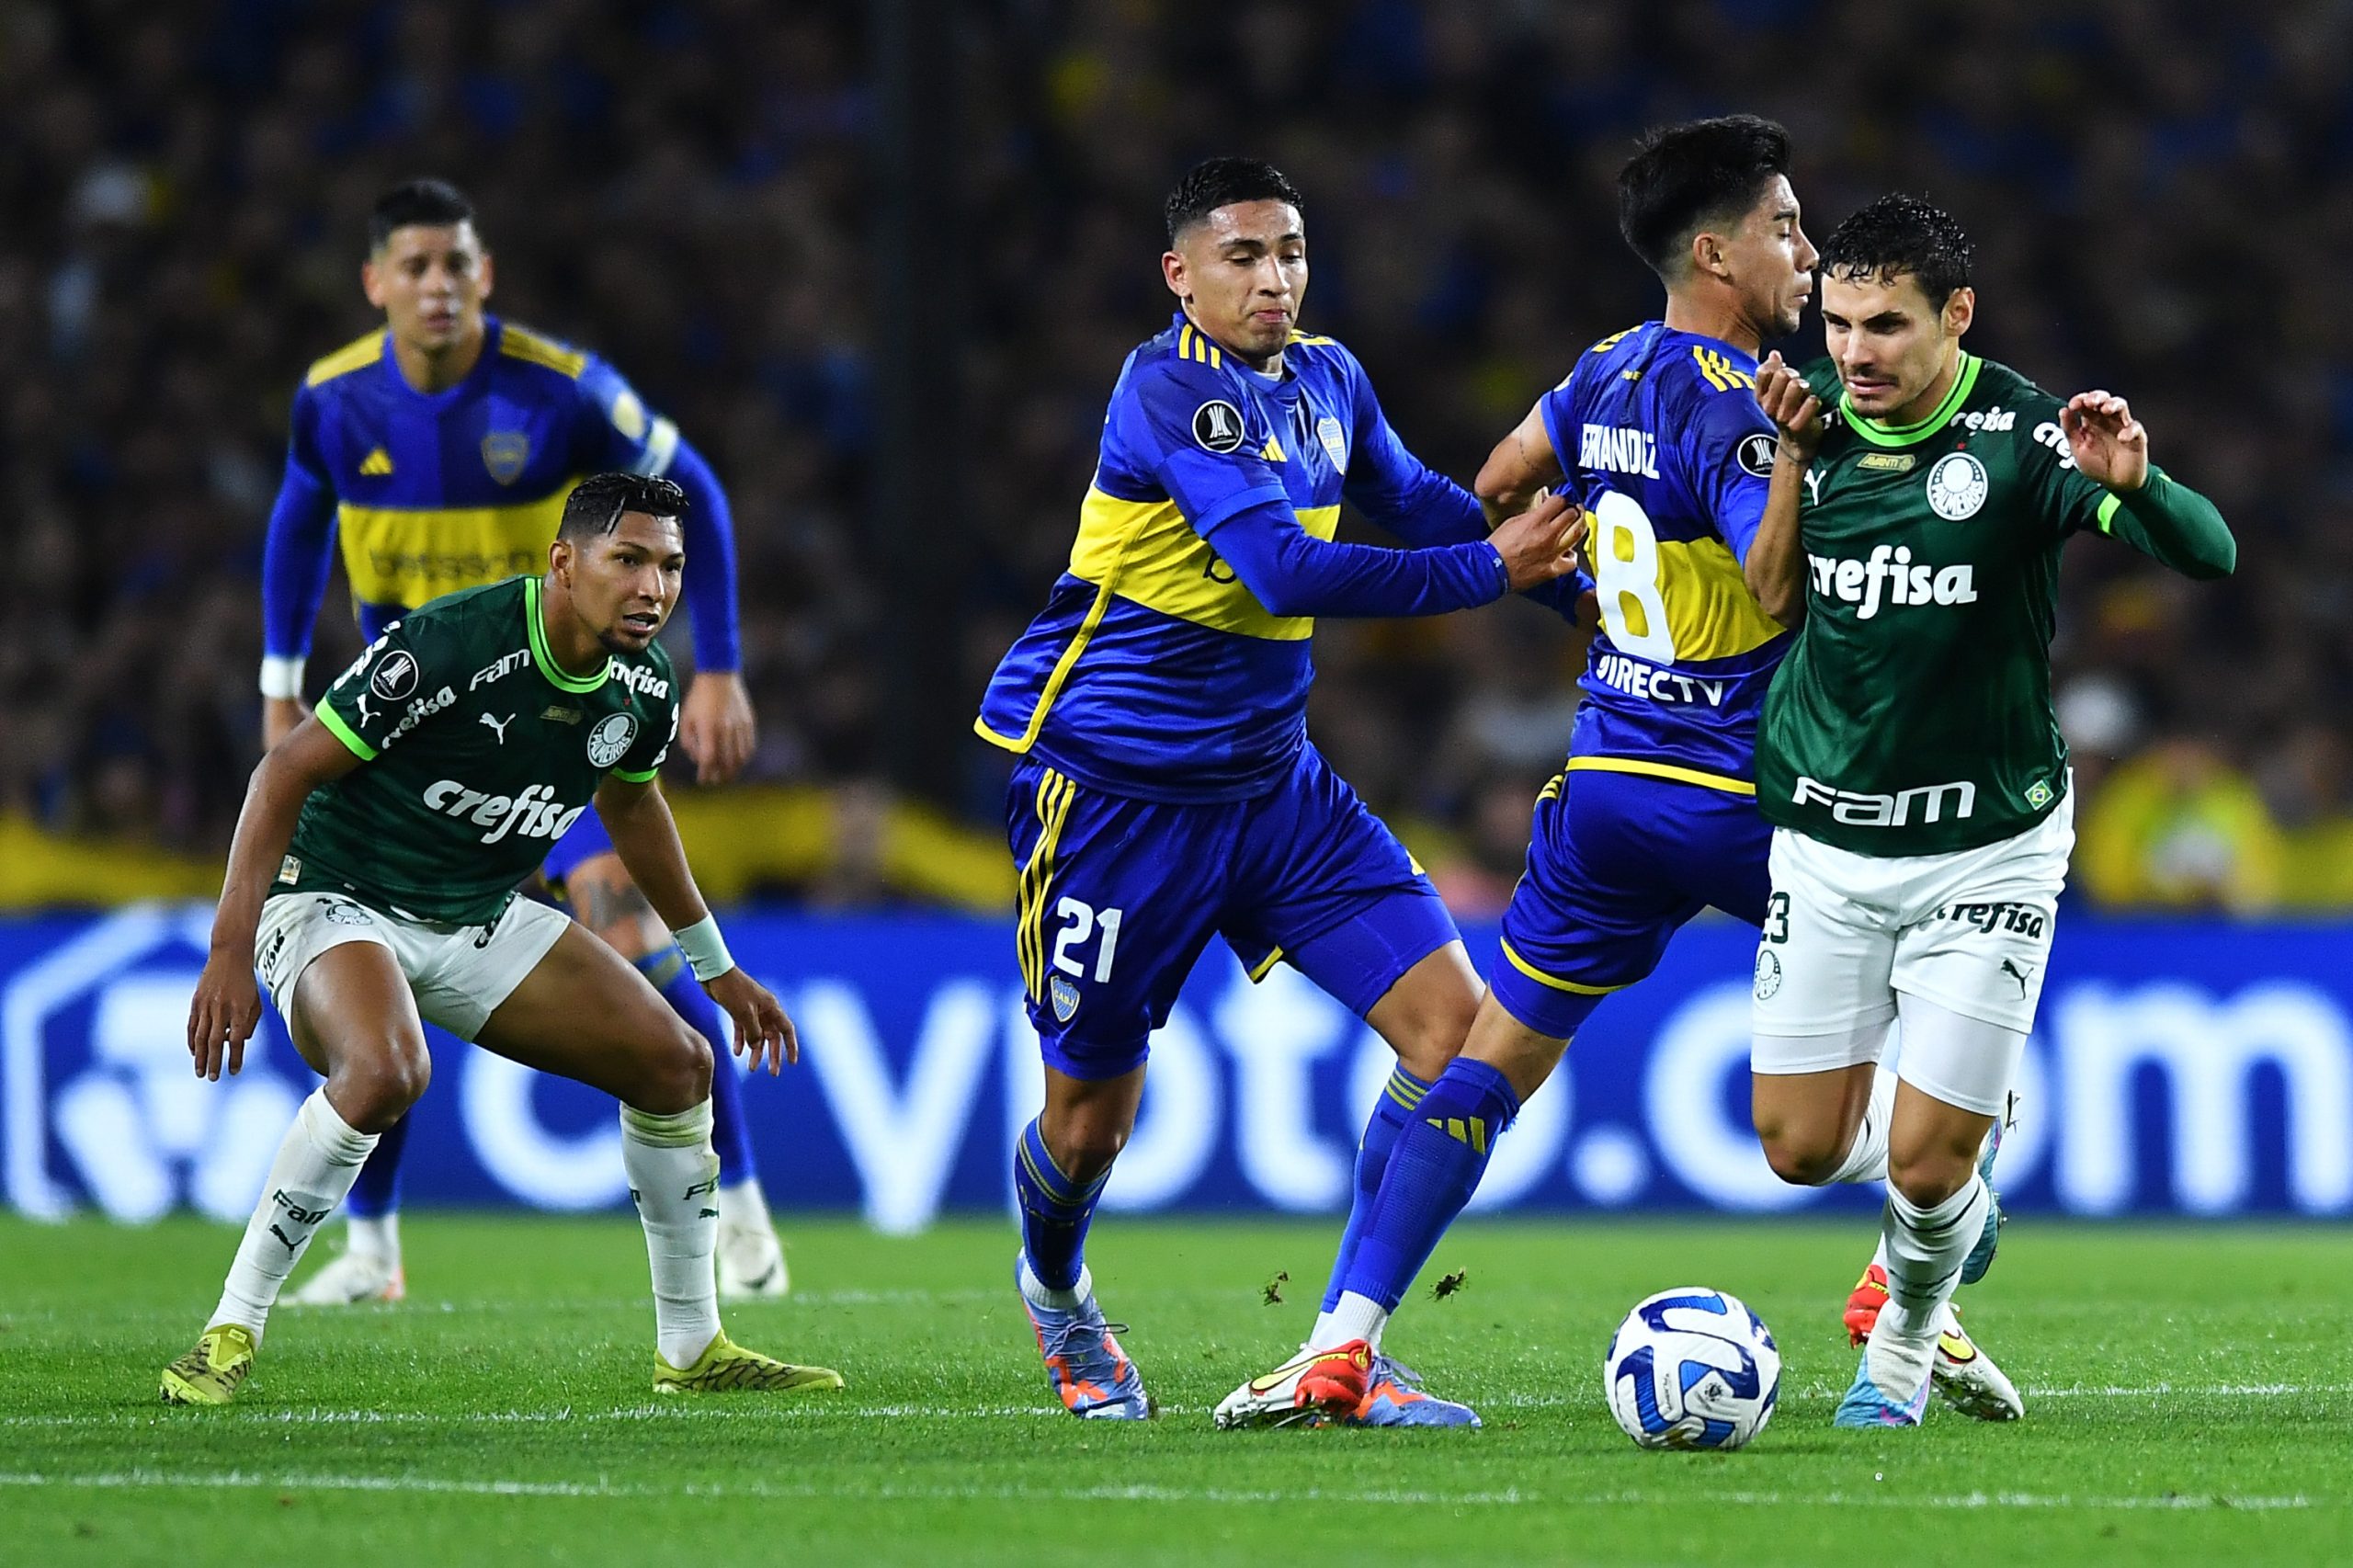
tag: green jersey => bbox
[1759,353,2232,857]
[280,575,680,925]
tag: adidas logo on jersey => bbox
[1579,423,1660,479]
[358,447,393,476]
[1807,545,1976,619]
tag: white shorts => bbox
[256,892,571,1041]
[1751,794,2073,1099]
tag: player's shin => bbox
[638,950,760,1184]
[1328,1058,1521,1346]
[1014,1118,1108,1305]
[1870,1172,1991,1398]
[341,1110,410,1227]
[211,1088,381,1340]
[620,1099,723,1369]
[1313,1066,1433,1341]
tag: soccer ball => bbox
[1602,1286,1780,1451]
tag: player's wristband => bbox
[259,655,306,700]
[671,915,735,982]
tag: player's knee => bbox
[1760,1129,1847,1187]
[637,1018,714,1113]
[1886,1146,1972,1210]
[334,1036,430,1132]
[1042,1116,1128,1185]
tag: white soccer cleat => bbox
[1211,1339,1373,1430]
[287,1247,404,1306]
[717,1222,790,1301]
[1932,1306,2023,1422]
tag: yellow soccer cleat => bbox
[653,1331,845,1395]
[159,1324,257,1406]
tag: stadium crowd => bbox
[6,0,2349,910]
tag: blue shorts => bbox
[1006,745,1460,1080]
[540,802,618,888]
[1492,763,1772,1040]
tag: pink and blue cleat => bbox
[1015,1256,1152,1420]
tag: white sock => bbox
[1018,1256,1091,1313]
[717,1177,772,1235]
[1826,1068,1898,1186]
[1319,1290,1388,1350]
[621,1100,723,1369]
[346,1211,399,1265]
[211,1089,379,1342]
[1869,1175,1989,1399]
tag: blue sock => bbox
[641,949,759,1185]
[1338,1059,1521,1312]
[1322,1066,1434,1312]
[343,1111,408,1218]
[1013,1118,1108,1292]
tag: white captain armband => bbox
[670,914,735,983]
[259,655,305,700]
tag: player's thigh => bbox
[1006,758,1224,1084]
[257,893,430,1087]
[1488,768,1701,1045]
[1751,828,1901,1046]
[467,913,708,1111]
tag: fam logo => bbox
[1926,451,1989,519]
[586,712,638,769]
[1192,400,1246,453]
[482,431,531,485]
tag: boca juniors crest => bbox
[482,431,531,485]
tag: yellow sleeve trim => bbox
[1563,756,1756,796]
[1246,947,1285,983]
[313,700,378,761]
[1177,324,1223,368]
[499,324,589,379]
[304,331,384,388]
[1500,938,1626,996]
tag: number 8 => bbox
[1589,490,1677,664]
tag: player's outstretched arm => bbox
[188,718,365,1081]
[2060,392,2236,579]
[1472,400,1565,528]
[1205,492,1582,620]
[593,774,798,1073]
[662,437,758,783]
[1744,352,1824,625]
[258,395,342,749]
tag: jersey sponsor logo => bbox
[482,431,531,485]
[470,648,530,691]
[606,661,670,701]
[585,712,639,768]
[1593,653,1730,707]
[1735,433,1776,479]
[1192,400,1246,453]
[1934,900,2049,939]
[1316,414,1347,472]
[1791,775,1977,828]
[1579,423,1660,479]
[2030,419,2079,470]
[541,705,581,725]
[1951,406,2017,433]
[382,686,458,747]
[422,779,588,846]
[1858,452,1915,472]
[1925,451,1990,519]
[1806,546,1977,619]
[369,649,420,703]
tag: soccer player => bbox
[259,180,788,1303]
[164,475,842,1405]
[1744,194,2234,1426]
[974,158,1585,1426]
[1222,119,2022,1428]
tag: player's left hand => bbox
[706,967,798,1073]
[2060,391,2149,492]
[680,673,756,785]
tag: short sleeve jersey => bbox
[1539,323,1792,788]
[286,317,681,635]
[1759,353,2128,855]
[976,313,1472,802]
[283,575,680,926]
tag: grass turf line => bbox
[0,1214,2345,1567]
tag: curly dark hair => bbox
[1164,157,1304,244]
[1819,194,1974,304]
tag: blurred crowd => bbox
[6,0,2350,911]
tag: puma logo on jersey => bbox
[480,712,513,744]
[1579,423,1660,478]
[1792,776,1977,828]
[1807,546,1977,619]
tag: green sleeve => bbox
[317,617,456,757]
[2090,470,2237,580]
[608,676,680,784]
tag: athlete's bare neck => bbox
[389,324,485,394]
[1662,289,1762,358]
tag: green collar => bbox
[1840,353,1982,449]
[524,576,609,694]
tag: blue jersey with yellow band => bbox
[1539,322,1791,790]
[261,316,739,669]
[977,313,1490,803]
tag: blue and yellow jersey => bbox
[1539,322,1791,791]
[977,312,1483,802]
[265,315,680,649]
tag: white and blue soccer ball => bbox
[1603,1286,1780,1451]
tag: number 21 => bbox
[1051,897,1124,983]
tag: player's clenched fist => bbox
[707,968,799,1073]
[1756,351,1825,462]
[2059,390,2149,493]
[187,949,263,1081]
[1491,491,1587,592]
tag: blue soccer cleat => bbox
[1832,1347,1932,1429]
[1337,1354,1483,1429]
[1960,1098,2011,1286]
[1015,1256,1152,1420]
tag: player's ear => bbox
[361,256,386,310]
[549,537,574,586]
[1944,287,1974,339]
[477,249,494,302]
[1689,229,1727,282]
[1161,248,1188,301]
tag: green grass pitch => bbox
[1,1213,2346,1566]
